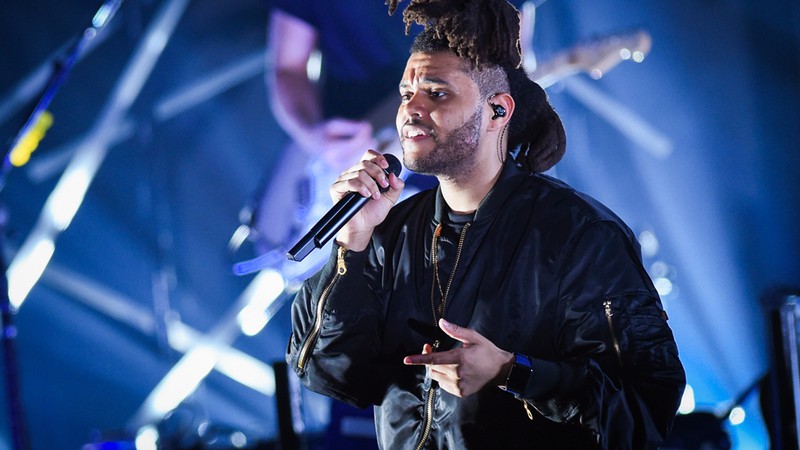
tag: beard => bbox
[401,106,482,180]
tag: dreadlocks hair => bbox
[388,0,521,69]
[505,67,566,173]
[387,0,566,173]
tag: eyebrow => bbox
[399,76,452,90]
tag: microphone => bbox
[287,154,403,262]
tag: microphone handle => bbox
[286,192,369,262]
[315,193,370,249]
[287,153,401,263]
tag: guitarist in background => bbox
[253,0,430,272]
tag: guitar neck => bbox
[527,29,652,89]
[528,53,582,89]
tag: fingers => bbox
[404,320,475,366]
[439,319,483,345]
[337,164,386,200]
[406,349,465,397]
[404,348,460,366]
[333,150,403,201]
[403,322,509,398]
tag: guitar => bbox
[232,29,653,283]
[530,29,652,88]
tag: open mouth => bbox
[402,124,434,141]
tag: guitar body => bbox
[244,141,338,285]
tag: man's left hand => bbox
[404,319,514,398]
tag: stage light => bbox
[237,268,285,336]
[8,236,55,309]
[307,49,322,82]
[91,0,121,29]
[728,406,746,426]
[654,277,674,296]
[230,431,247,448]
[47,163,92,231]
[650,260,669,278]
[8,0,189,312]
[131,269,285,428]
[239,306,268,337]
[145,343,219,420]
[9,110,53,167]
[134,425,159,450]
[214,348,275,396]
[638,230,659,258]
[8,150,97,310]
[678,384,696,415]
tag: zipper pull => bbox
[336,246,347,275]
[522,400,534,420]
[603,299,624,365]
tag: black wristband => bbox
[499,353,533,396]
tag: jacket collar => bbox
[433,158,529,225]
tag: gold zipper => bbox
[517,399,533,420]
[414,221,472,448]
[603,299,623,366]
[414,385,437,450]
[430,222,470,320]
[297,247,348,374]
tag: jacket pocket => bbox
[603,298,624,367]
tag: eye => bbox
[430,90,447,99]
[400,91,412,102]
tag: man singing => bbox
[286,0,685,448]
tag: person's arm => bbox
[286,151,404,406]
[524,220,685,449]
[266,9,321,147]
[266,9,376,167]
[286,243,384,407]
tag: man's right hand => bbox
[332,150,405,251]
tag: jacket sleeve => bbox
[285,243,392,408]
[522,220,686,449]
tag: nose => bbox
[401,92,427,120]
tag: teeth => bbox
[405,127,428,138]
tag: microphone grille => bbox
[384,153,403,177]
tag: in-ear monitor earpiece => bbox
[491,103,506,120]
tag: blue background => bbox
[1,0,798,448]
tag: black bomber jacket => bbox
[287,160,686,449]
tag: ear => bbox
[486,92,515,131]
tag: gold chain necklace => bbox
[429,221,471,324]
